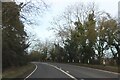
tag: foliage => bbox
[2,2,29,70]
[50,3,120,65]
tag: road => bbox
[25,62,119,80]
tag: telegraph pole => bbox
[118,1,120,78]
[118,1,120,27]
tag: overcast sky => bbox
[24,0,120,41]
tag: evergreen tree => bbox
[2,2,29,70]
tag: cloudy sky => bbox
[24,0,120,41]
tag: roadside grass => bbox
[2,63,35,78]
[69,63,119,73]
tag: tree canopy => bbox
[2,2,30,70]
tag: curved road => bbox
[25,62,119,80]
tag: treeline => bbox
[28,40,50,62]
[2,2,29,70]
[2,1,47,71]
[31,3,120,66]
[51,3,120,65]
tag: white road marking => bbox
[75,65,119,75]
[42,62,119,76]
[44,63,78,80]
[90,67,119,75]
[24,64,38,80]
[66,71,69,73]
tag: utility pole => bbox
[0,1,1,80]
[118,1,120,77]
[1,0,15,2]
[118,1,120,28]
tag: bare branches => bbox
[51,2,100,44]
[14,0,49,25]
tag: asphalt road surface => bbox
[25,62,119,80]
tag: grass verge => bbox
[2,63,35,78]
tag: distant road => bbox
[25,62,119,80]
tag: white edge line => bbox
[46,63,78,80]
[90,67,119,75]
[75,65,119,75]
[24,64,38,80]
